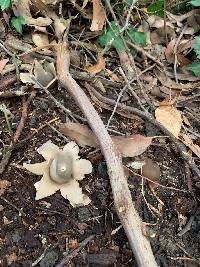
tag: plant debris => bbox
[1,0,200,265]
[155,100,182,138]
[58,122,153,157]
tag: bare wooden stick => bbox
[56,41,158,267]
[0,91,36,174]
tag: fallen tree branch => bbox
[56,41,158,267]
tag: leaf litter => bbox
[58,122,153,157]
[155,100,183,138]
[0,0,200,266]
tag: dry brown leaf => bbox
[156,70,198,90]
[58,123,153,157]
[32,32,49,47]
[90,0,106,31]
[177,54,192,67]
[166,9,200,27]
[0,58,9,72]
[180,134,200,158]
[112,135,153,157]
[20,60,56,88]
[42,0,59,4]
[165,39,194,65]
[86,54,105,74]
[13,0,52,27]
[0,180,11,196]
[23,141,92,207]
[165,39,176,63]
[165,39,195,64]
[155,101,182,138]
[58,122,98,147]
[54,18,67,39]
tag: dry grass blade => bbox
[56,41,158,267]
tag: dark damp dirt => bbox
[0,83,200,267]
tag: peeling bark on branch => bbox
[56,41,158,267]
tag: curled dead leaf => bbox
[150,27,175,45]
[90,0,106,31]
[165,39,176,63]
[165,39,195,65]
[166,9,200,27]
[23,141,92,207]
[155,100,182,138]
[86,54,105,74]
[156,70,197,90]
[54,18,67,39]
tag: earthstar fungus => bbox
[23,141,92,207]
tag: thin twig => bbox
[56,235,94,267]
[128,167,188,193]
[47,123,69,142]
[120,0,138,33]
[32,245,52,267]
[0,40,20,78]
[14,91,36,143]
[163,0,168,45]
[119,67,147,113]
[106,75,137,129]
[174,25,187,83]
[126,41,164,67]
[0,196,25,216]
[30,76,85,122]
